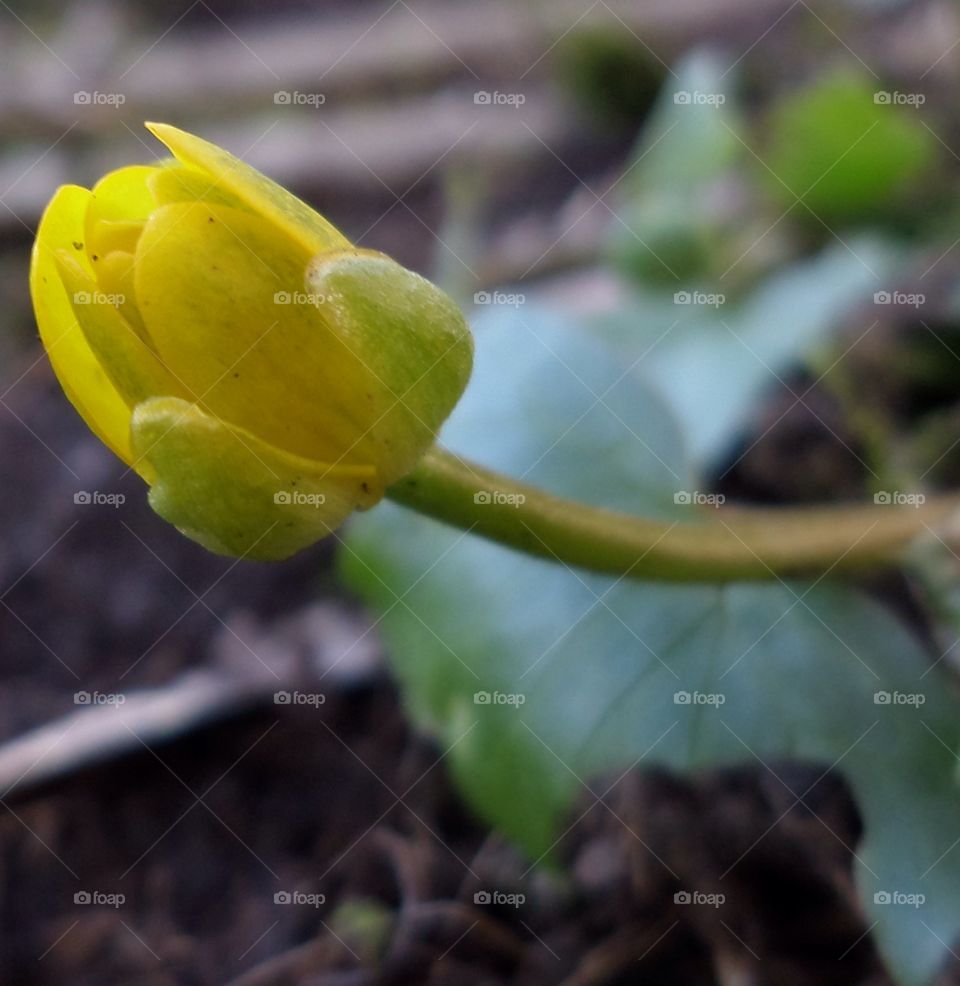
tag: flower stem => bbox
[386,447,960,582]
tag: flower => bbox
[30,123,473,559]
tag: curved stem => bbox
[386,447,960,583]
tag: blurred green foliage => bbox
[556,26,663,126]
[762,68,937,223]
[606,52,776,292]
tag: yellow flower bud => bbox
[30,123,473,559]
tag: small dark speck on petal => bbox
[208,217,215,223]
[91,254,99,261]
[233,372,239,378]
[72,241,83,250]
[361,481,370,494]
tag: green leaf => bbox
[596,236,898,467]
[342,306,960,984]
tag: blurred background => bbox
[4,0,960,983]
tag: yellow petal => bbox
[145,122,351,256]
[54,250,186,413]
[94,250,150,342]
[147,162,247,210]
[84,165,156,263]
[134,201,376,465]
[131,397,378,560]
[29,184,134,466]
[88,218,143,256]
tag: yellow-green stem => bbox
[386,447,960,582]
